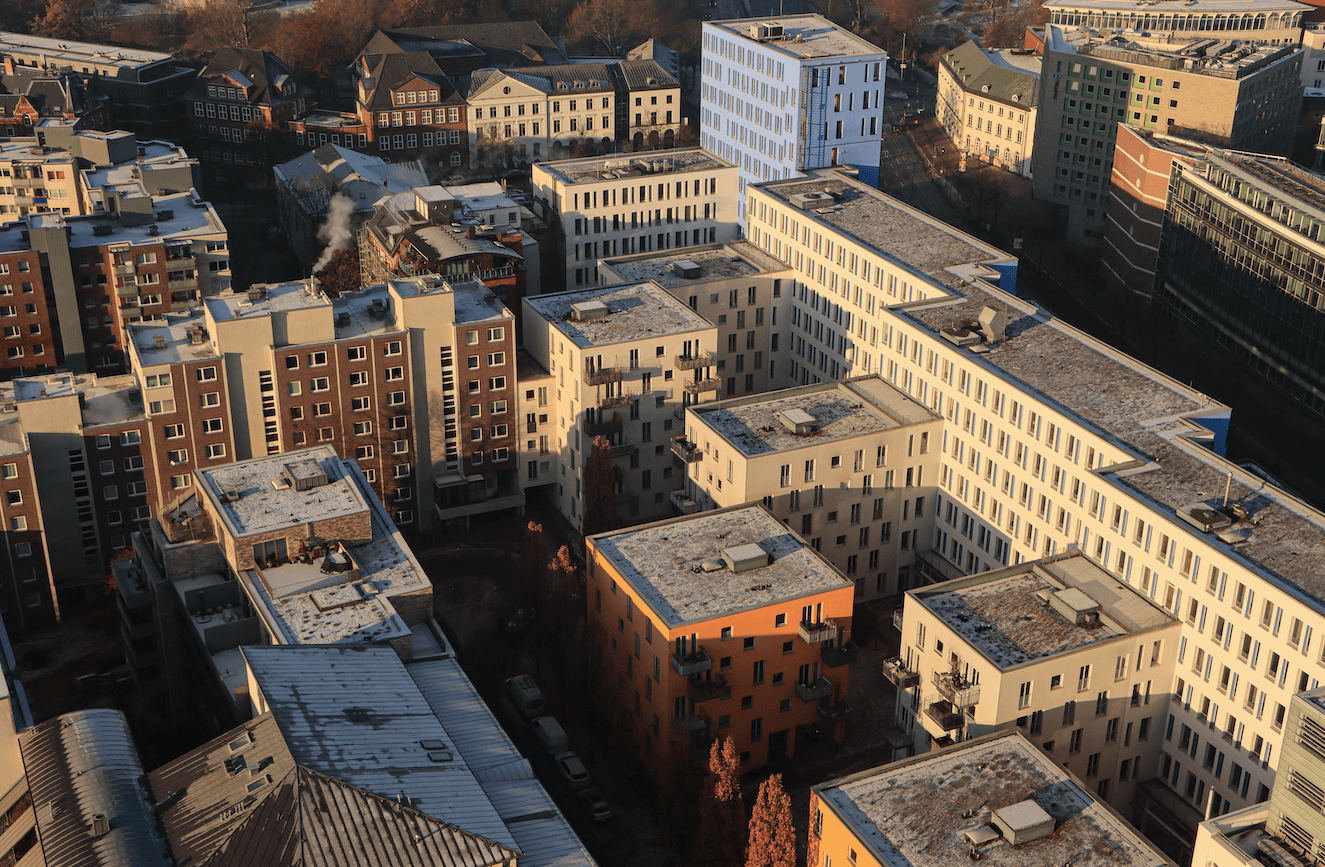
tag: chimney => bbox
[89,813,110,838]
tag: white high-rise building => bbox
[700,15,888,218]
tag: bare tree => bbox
[566,0,664,57]
[31,0,120,42]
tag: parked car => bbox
[532,716,568,754]
[504,675,545,720]
[554,751,591,789]
[577,788,612,822]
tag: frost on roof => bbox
[592,506,849,626]
[820,733,1170,867]
[527,283,712,348]
[603,242,790,287]
[201,451,363,536]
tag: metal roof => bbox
[18,709,170,867]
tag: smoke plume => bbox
[313,194,356,273]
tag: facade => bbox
[599,240,793,400]
[532,149,739,291]
[363,23,571,85]
[1032,25,1303,242]
[521,282,719,530]
[466,65,616,169]
[1151,143,1325,417]
[678,376,944,601]
[1190,685,1325,866]
[0,70,108,135]
[700,15,889,213]
[586,504,855,777]
[349,51,469,168]
[0,401,50,631]
[1043,0,1307,45]
[937,42,1040,178]
[738,164,1325,860]
[888,552,1181,814]
[810,730,1175,867]
[0,32,195,140]
[187,48,312,169]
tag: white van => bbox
[531,716,568,753]
[504,675,545,720]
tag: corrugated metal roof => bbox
[17,709,170,867]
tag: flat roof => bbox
[205,279,330,324]
[706,15,888,60]
[600,241,792,287]
[590,504,851,627]
[81,142,194,190]
[0,31,175,67]
[526,282,713,348]
[64,191,225,248]
[1050,26,1299,77]
[128,309,219,367]
[449,278,511,324]
[912,553,1175,668]
[4,371,144,428]
[816,731,1173,867]
[533,148,734,186]
[1044,0,1304,13]
[692,376,938,457]
[198,447,367,537]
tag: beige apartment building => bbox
[599,240,792,400]
[1043,0,1308,45]
[1032,25,1302,242]
[887,551,1181,813]
[532,149,739,291]
[937,42,1040,178]
[678,376,943,600]
[740,165,1325,860]
[521,282,718,530]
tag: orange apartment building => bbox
[586,504,855,777]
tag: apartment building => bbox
[678,376,943,600]
[613,59,684,150]
[701,16,888,213]
[522,282,718,530]
[0,69,108,132]
[887,552,1181,814]
[1149,142,1325,418]
[532,149,739,291]
[586,504,855,776]
[1043,0,1307,45]
[809,731,1175,867]
[0,191,228,379]
[599,240,792,399]
[1191,684,1325,865]
[187,48,313,168]
[348,50,469,168]
[1031,25,1302,242]
[937,42,1040,178]
[740,165,1325,859]
[467,65,617,169]
[0,401,50,632]
[0,32,196,140]
[112,446,431,724]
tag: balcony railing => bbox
[688,674,729,703]
[669,490,701,515]
[671,649,712,677]
[821,640,858,668]
[166,256,196,268]
[168,278,198,290]
[114,264,136,276]
[798,620,838,645]
[599,393,632,409]
[670,437,702,463]
[116,284,137,296]
[584,416,622,438]
[673,708,711,733]
[675,351,714,370]
[817,700,850,723]
[683,377,720,395]
[795,676,833,703]
[925,699,964,731]
[932,670,981,708]
[610,440,635,458]
[881,657,919,690]
[584,364,622,386]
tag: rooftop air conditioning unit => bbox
[721,543,769,573]
[570,300,610,321]
[778,408,818,435]
[670,259,702,279]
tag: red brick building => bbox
[351,51,468,169]
[188,48,313,169]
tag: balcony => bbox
[925,699,965,731]
[687,674,729,703]
[168,277,198,290]
[599,392,632,409]
[892,609,904,631]
[171,299,201,309]
[821,640,858,668]
[932,670,981,708]
[930,734,956,750]
[114,264,136,276]
[584,416,622,438]
[673,709,711,733]
[671,648,712,677]
[166,256,196,268]
[117,284,138,296]
[675,351,714,370]
[795,676,833,703]
[609,440,635,458]
[818,700,851,723]
[798,620,838,645]
[683,377,720,395]
[670,437,702,463]
[670,490,701,515]
[881,657,920,690]
[584,364,621,386]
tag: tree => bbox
[693,738,746,867]
[183,0,259,54]
[565,0,665,58]
[30,0,120,42]
[746,774,795,867]
[313,245,360,298]
[658,744,706,850]
[519,521,546,611]
[581,435,620,536]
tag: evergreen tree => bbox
[746,774,795,867]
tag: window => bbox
[206,443,226,459]
[383,340,402,356]
[196,366,217,382]
[386,367,404,381]
[347,345,366,361]
[199,392,220,408]
[164,424,185,439]
[352,396,371,412]
[310,377,330,392]
[202,418,223,433]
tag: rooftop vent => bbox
[282,459,329,491]
[778,408,819,435]
[978,306,1007,343]
[670,259,702,280]
[991,800,1054,845]
[247,287,266,303]
[186,326,205,345]
[92,224,113,236]
[152,334,166,349]
[941,321,984,347]
[789,191,831,210]
[721,543,769,573]
[1178,502,1234,534]
[1048,587,1101,626]
[89,813,110,838]
[570,300,610,321]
